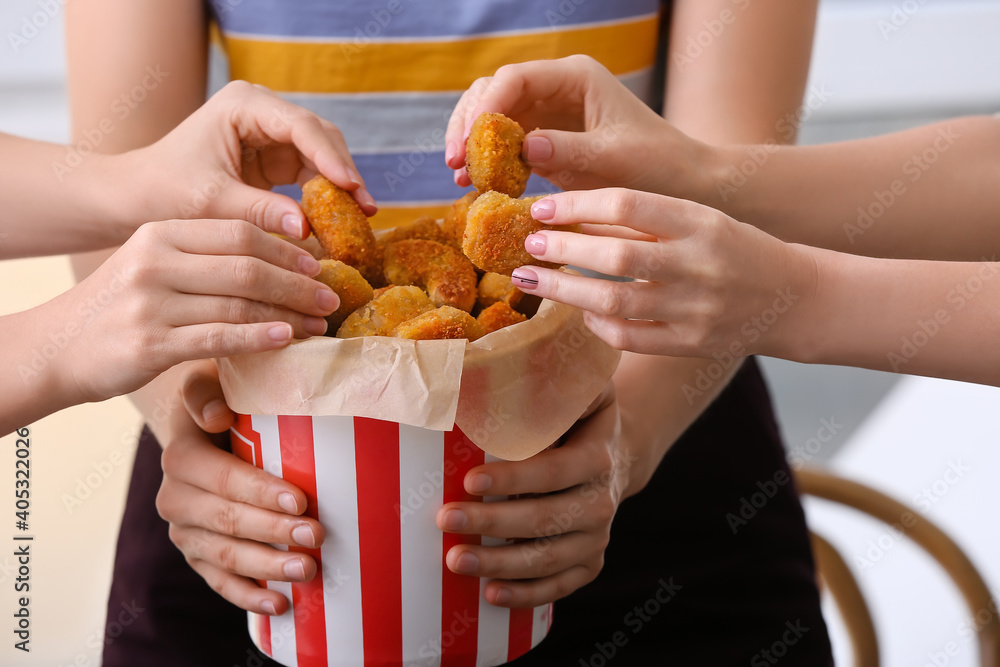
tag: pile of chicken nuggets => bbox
[301,112,553,342]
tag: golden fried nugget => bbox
[314,260,374,332]
[466,113,531,198]
[374,216,449,270]
[394,306,486,341]
[336,286,435,338]
[372,285,397,299]
[477,272,524,310]
[301,175,382,285]
[477,302,527,335]
[383,239,478,312]
[464,191,577,275]
[441,191,479,248]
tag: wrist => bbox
[14,299,89,416]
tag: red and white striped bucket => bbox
[231,413,552,667]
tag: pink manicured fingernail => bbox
[298,254,321,276]
[511,268,539,290]
[445,141,458,166]
[278,493,298,514]
[201,399,228,424]
[525,234,546,256]
[493,587,511,605]
[454,552,479,574]
[524,135,553,163]
[531,198,556,221]
[282,213,304,238]
[303,317,329,337]
[283,559,306,581]
[442,509,468,531]
[268,324,292,342]
[357,188,377,211]
[292,524,316,548]
[347,168,363,187]
[466,473,492,494]
[261,600,277,616]
[316,288,338,312]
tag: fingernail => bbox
[268,324,292,342]
[261,600,277,616]
[278,493,298,514]
[347,168,363,188]
[316,288,339,312]
[524,135,553,163]
[303,316,329,337]
[357,188,377,211]
[525,233,547,256]
[445,141,457,166]
[201,399,229,424]
[298,253,321,276]
[292,524,316,548]
[283,559,306,581]
[282,213,304,238]
[511,268,539,290]
[455,552,479,574]
[466,473,492,494]
[494,587,511,605]
[442,509,468,531]
[531,198,556,221]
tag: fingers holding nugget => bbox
[465,113,531,198]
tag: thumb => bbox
[181,363,235,434]
[211,183,310,240]
[523,128,611,178]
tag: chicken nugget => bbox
[393,306,486,341]
[464,191,577,275]
[336,286,435,338]
[374,216,449,270]
[441,191,479,248]
[477,272,524,310]
[383,239,478,313]
[466,113,531,198]
[301,175,382,285]
[314,260,374,332]
[477,302,528,335]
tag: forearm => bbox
[697,116,1000,261]
[778,249,1000,385]
[0,135,141,258]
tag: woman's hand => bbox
[445,55,707,196]
[436,385,629,608]
[155,363,325,616]
[54,218,337,404]
[132,80,377,239]
[509,188,819,360]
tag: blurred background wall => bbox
[0,0,999,665]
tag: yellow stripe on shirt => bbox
[368,204,453,231]
[222,16,659,94]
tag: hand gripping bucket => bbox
[230,414,553,667]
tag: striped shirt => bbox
[210,0,662,228]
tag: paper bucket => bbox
[230,413,553,667]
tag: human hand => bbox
[508,189,818,359]
[132,80,376,239]
[436,385,630,608]
[155,362,325,616]
[57,218,337,404]
[445,55,706,196]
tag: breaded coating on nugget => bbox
[383,239,478,312]
[314,260,374,332]
[336,286,435,338]
[477,302,527,335]
[442,191,479,248]
[394,306,486,341]
[374,216,450,269]
[466,113,531,198]
[301,175,382,285]
[477,272,524,310]
[464,191,577,275]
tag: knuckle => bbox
[610,189,639,224]
[213,503,241,536]
[227,220,257,254]
[216,544,239,573]
[600,322,631,352]
[597,284,626,318]
[232,256,260,292]
[167,523,184,548]
[605,242,635,277]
